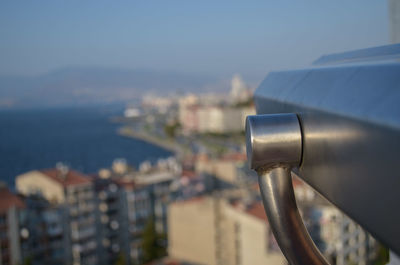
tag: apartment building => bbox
[168,196,286,265]
[188,106,254,134]
[293,177,379,265]
[16,167,97,265]
[94,164,176,265]
[178,95,255,135]
[315,206,378,265]
[10,158,179,265]
[0,184,24,265]
[195,153,247,184]
[21,195,66,265]
[134,158,180,235]
[92,176,123,265]
[117,179,151,264]
[180,104,200,134]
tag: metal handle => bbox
[246,114,329,265]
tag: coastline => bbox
[0,109,173,189]
[117,126,184,156]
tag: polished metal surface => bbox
[258,167,329,265]
[313,43,400,65]
[245,114,302,170]
[246,113,329,265]
[253,44,400,254]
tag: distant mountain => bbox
[0,67,229,109]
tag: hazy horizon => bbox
[1,1,389,79]
[0,1,392,108]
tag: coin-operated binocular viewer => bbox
[245,44,400,265]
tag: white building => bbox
[318,207,377,265]
[178,85,255,135]
[16,168,98,265]
[178,95,200,134]
[293,177,379,265]
[230,74,251,103]
[197,106,254,134]
[168,196,286,265]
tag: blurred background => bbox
[0,1,397,265]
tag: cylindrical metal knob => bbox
[245,113,329,265]
[245,114,302,170]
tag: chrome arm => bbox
[258,167,328,265]
[246,114,329,265]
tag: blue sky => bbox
[0,1,389,80]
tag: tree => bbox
[19,257,32,265]
[141,218,167,263]
[114,252,127,265]
[164,121,180,138]
[373,244,389,265]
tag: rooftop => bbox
[0,187,25,213]
[40,169,91,187]
[114,178,139,190]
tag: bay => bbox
[0,106,172,188]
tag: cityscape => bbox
[1,1,398,265]
[0,75,387,265]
